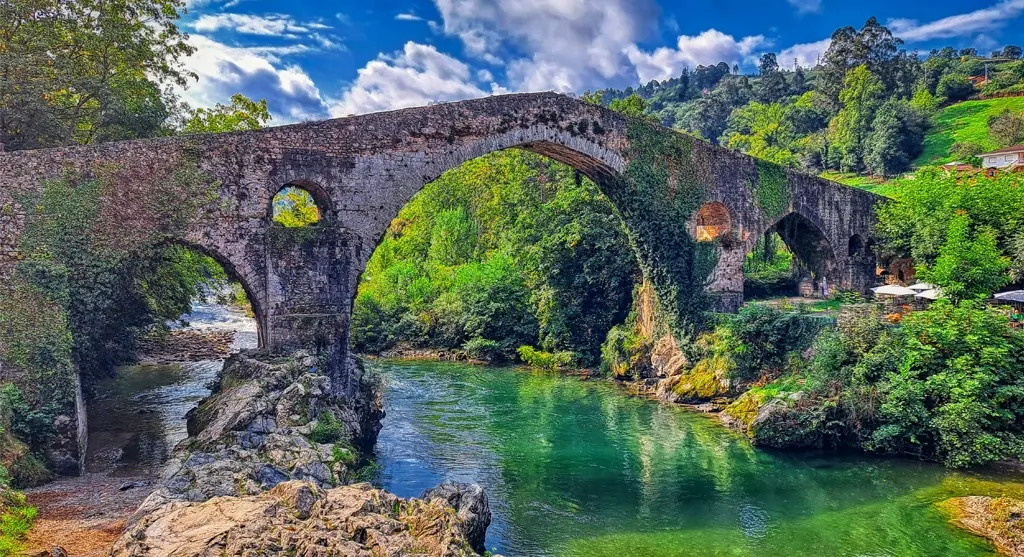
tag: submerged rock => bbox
[942,496,1024,556]
[112,481,484,557]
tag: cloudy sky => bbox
[177,0,1024,123]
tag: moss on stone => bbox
[723,391,765,435]
[752,159,792,220]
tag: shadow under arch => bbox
[164,239,267,349]
[760,210,840,297]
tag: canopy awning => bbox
[908,282,936,291]
[994,290,1024,303]
[872,285,918,297]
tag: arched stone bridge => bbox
[0,92,880,397]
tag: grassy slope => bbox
[916,96,1024,166]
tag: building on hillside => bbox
[967,75,989,87]
[980,145,1024,176]
[939,161,977,176]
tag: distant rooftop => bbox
[979,145,1024,156]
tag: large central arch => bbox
[0,92,882,402]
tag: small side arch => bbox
[848,234,865,257]
[694,202,733,242]
[269,180,334,226]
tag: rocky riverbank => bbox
[110,350,494,556]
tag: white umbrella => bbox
[994,290,1024,303]
[915,289,942,300]
[908,282,935,291]
[872,285,918,297]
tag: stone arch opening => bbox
[167,240,267,350]
[351,145,639,364]
[271,181,331,227]
[694,202,732,242]
[766,211,838,298]
[848,234,865,257]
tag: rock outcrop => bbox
[942,496,1024,556]
[112,480,484,557]
[114,350,493,556]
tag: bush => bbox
[462,338,502,362]
[725,305,827,382]
[936,74,975,103]
[309,410,344,444]
[517,346,576,371]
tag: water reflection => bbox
[372,360,1007,557]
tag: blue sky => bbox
[177,0,1024,122]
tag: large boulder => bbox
[422,482,491,553]
[112,481,482,557]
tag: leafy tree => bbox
[1012,231,1024,283]
[0,0,194,150]
[827,65,886,171]
[916,213,1010,302]
[999,45,1023,60]
[273,187,321,228]
[724,102,800,166]
[816,18,907,113]
[684,91,732,143]
[936,73,974,103]
[756,53,789,104]
[988,110,1024,148]
[183,94,272,134]
[863,99,926,176]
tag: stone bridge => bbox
[0,92,880,398]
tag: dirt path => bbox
[22,472,156,556]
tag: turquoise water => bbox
[370,360,1022,557]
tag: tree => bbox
[756,53,789,104]
[724,102,799,166]
[936,74,974,102]
[816,18,907,113]
[917,213,1010,303]
[864,99,926,176]
[0,0,195,150]
[685,92,732,143]
[183,94,272,134]
[989,110,1024,148]
[1001,45,1023,60]
[827,65,886,171]
[607,94,656,121]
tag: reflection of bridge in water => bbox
[0,92,880,399]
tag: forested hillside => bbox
[597,18,1024,179]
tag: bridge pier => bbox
[264,225,355,399]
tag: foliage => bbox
[273,187,321,228]
[0,0,195,150]
[309,410,344,444]
[752,159,792,219]
[915,214,1010,302]
[863,99,927,177]
[988,110,1024,148]
[0,482,37,555]
[827,65,886,172]
[723,305,826,382]
[183,94,272,134]
[351,143,640,365]
[0,385,56,454]
[517,346,576,371]
[936,74,975,104]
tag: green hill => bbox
[916,96,1024,165]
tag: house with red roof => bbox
[980,145,1024,175]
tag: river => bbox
[77,303,1019,556]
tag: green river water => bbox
[370,359,1024,557]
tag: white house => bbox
[980,145,1024,173]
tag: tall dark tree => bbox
[756,53,789,103]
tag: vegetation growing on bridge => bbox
[0,157,224,481]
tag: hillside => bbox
[916,96,1024,165]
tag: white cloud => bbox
[396,13,425,21]
[192,13,331,38]
[888,0,1024,42]
[778,38,831,69]
[626,30,766,83]
[179,35,329,123]
[432,0,659,91]
[328,42,494,117]
[787,0,822,14]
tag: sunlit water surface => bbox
[84,301,257,475]
[371,359,1022,557]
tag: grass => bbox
[916,96,1024,166]
[0,490,37,555]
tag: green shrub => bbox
[725,305,828,382]
[517,346,576,371]
[309,410,344,444]
[462,338,502,362]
